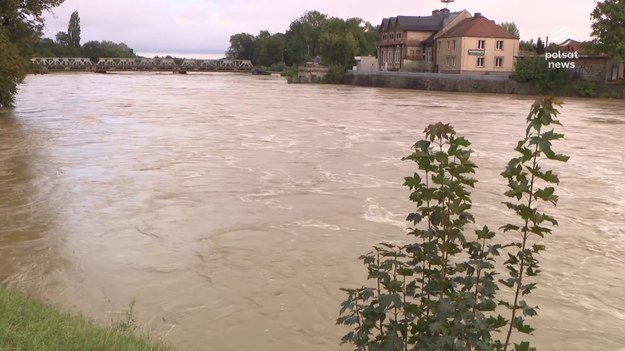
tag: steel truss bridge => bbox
[31,57,255,73]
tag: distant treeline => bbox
[33,39,136,61]
[225,10,380,69]
[31,10,136,61]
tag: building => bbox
[557,38,583,53]
[353,56,379,72]
[436,13,519,75]
[378,9,472,72]
[554,38,624,81]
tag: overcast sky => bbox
[42,0,598,55]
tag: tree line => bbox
[32,10,136,61]
[225,10,379,69]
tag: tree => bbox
[55,31,69,45]
[225,32,256,60]
[536,37,545,54]
[284,10,328,64]
[0,0,64,107]
[67,10,81,47]
[253,31,285,67]
[499,21,520,38]
[590,0,625,61]
[519,39,536,53]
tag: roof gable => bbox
[439,15,518,39]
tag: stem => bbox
[403,273,408,351]
[425,168,432,319]
[393,251,398,323]
[377,251,385,338]
[472,238,487,314]
[355,291,366,351]
[503,131,541,351]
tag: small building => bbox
[554,38,624,81]
[297,62,329,83]
[378,9,472,72]
[353,56,379,72]
[436,13,519,75]
[557,38,583,53]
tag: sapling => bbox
[338,97,567,351]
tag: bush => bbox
[513,57,569,92]
[321,64,348,84]
[337,97,569,351]
[574,82,597,97]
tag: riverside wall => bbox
[344,71,535,95]
[344,71,625,98]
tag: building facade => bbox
[436,13,519,75]
[378,9,471,72]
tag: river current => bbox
[1,73,624,350]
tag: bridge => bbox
[30,57,255,73]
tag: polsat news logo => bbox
[545,26,578,69]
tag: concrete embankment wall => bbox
[344,71,536,95]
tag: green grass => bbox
[0,288,172,351]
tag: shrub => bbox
[513,57,569,92]
[337,97,569,351]
[574,82,596,97]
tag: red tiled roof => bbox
[439,15,518,39]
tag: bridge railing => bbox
[30,57,254,72]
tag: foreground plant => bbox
[500,97,569,351]
[337,97,568,351]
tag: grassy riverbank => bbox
[0,288,171,351]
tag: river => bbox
[1,73,624,350]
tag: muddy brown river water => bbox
[1,73,625,350]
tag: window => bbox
[382,34,387,40]
[496,40,504,50]
[477,57,484,67]
[390,33,394,40]
[495,57,504,67]
[409,49,415,58]
[478,40,486,49]
[446,56,456,67]
[453,40,456,49]
[395,49,400,63]
[396,32,402,39]
[447,40,450,50]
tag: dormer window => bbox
[396,32,402,40]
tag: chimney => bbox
[474,12,481,18]
[440,8,450,14]
[432,9,440,15]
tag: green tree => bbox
[499,21,520,38]
[284,10,328,64]
[0,0,64,107]
[253,31,285,67]
[590,0,625,61]
[536,37,545,54]
[67,10,81,47]
[55,31,69,45]
[225,32,256,60]
[519,39,536,53]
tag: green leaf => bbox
[514,341,531,351]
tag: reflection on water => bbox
[1,73,625,351]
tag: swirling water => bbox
[1,72,624,350]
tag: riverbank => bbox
[344,71,625,98]
[0,288,171,350]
